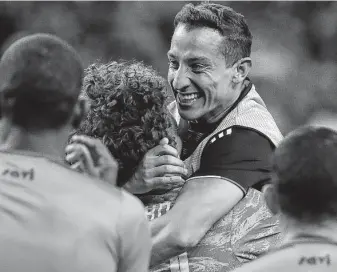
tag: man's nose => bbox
[172,67,190,91]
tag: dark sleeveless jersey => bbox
[146,82,283,272]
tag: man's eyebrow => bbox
[167,53,211,64]
[187,57,211,63]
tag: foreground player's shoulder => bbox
[119,189,147,224]
[117,190,151,272]
[117,189,149,243]
[232,245,337,272]
[37,156,125,210]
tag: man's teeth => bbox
[177,93,199,104]
[181,93,198,99]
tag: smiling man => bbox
[66,3,285,272]
[147,3,284,272]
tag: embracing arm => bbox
[150,176,244,266]
[149,127,275,266]
[65,136,187,193]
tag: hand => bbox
[65,135,118,185]
[124,138,188,194]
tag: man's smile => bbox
[176,92,202,107]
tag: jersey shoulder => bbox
[233,243,337,272]
[0,151,125,220]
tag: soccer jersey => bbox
[190,126,275,193]
[145,81,283,272]
[0,150,151,272]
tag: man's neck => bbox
[0,124,70,163]
[282,218,337,245]
[200,80,248,124]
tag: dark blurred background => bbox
[1,1,337,134]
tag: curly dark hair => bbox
[77,60,177,187]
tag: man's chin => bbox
[177,108,203,122]
[176,95,206,121]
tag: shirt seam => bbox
[205,124,275,148]
[186,175,247,195]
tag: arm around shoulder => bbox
[150,177,244,266]
[149,127,273,265]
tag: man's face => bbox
[167,24,237,122]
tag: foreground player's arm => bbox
[118,191,152,272]
[150,127,275,266]
[66,135,119,185]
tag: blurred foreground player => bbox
[0,34,151,272]
[233,126,337,272]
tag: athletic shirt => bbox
[147,82,284,272]
[232,235,337,272]
[0,150,151,272]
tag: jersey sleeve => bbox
[190,126,275,194]
[118,190,152,272]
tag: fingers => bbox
[70,161,85,173]
[65,146,84,164]
[70,135,113,163]
[70,135,103,151]
[154,155,186,168]
[148,176,185,189]
[66,143,97,175]
[148,143,179,157]
[150,165,188,178]
[159,137,169,146]
[66,143,90,162]
[65,144,87,173]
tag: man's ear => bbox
[0,117,12,144]
[0,93,15,142]
[232,57,252,84]
[262,184,280,215]
[71,98,89,129]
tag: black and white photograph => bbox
[0,1,336,272]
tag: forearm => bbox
[150,177,244,267]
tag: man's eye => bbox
[191,64,205,72]
[168,60,179,69]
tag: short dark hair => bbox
[273,126,337,223]
[174,3,252,66]
[77,60,177,186]
[0,33,83,130]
